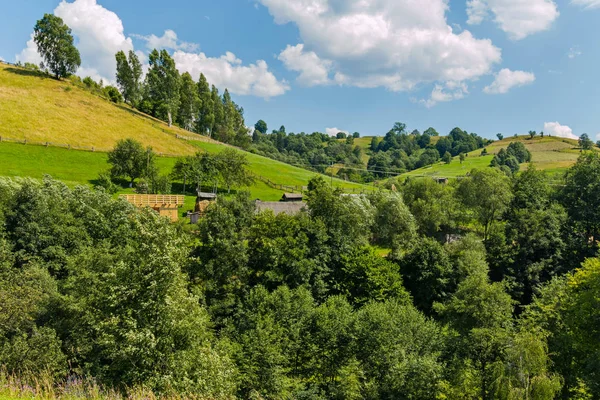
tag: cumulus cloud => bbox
[544,122,579,140]
[54,0,134,82]
[420,82,469,108]
[16,33,43,66]
[172,51,289,98]
[278,44,333,86]
[258,0,501,99]
[466,0,559,40]
[596,133,600,141]
[15,0,286,98]
[132,30,199,52]
[326,127,349,137]
[17,0,133,83]
[483,69,535,94]
[572,0,600,8]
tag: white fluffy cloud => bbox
[326,127,349,137]
[54,0,134,82]
[572,0,600,8]
[259,0,501,99]
[173,51,289,98]
[420,82,469,108]
[132,30,199,52]
[483,69,536,94]
[595,133,600,141]
[17,0,133,83]
[15,0,286,98]
[278,44,332,86]
[16,34,43,66]
[466,0,559,40]
[544,122,579,140]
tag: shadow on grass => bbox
[4,67,54,80]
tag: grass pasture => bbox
[0,63,373,204]
[402,135,592,179]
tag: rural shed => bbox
[281,193,304,202]
[195,191,217,214]
[120,194,185,222]
[256,201,306,216]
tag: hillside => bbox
[0,63,370,202]
[402,135,593,179]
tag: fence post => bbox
[68,144,71,150]
[92,146,95,152]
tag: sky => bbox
[1,0,599,139]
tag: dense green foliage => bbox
[1,154,600,399]
[33,14,81,79]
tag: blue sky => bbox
[1,0,599,139]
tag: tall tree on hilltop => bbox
[115,50,142,106]
[254,120,268,134]
[210,85,224,137]
[145,49,181,127]
[177,72,200,131]
[33,14,81,79]
[195,73,214,136]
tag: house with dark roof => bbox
[256,201,306,216]
[281,193,304,202]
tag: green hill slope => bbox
[402,135,593,179]
[0,63,370,202]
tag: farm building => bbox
[195,191,217,213]
[281,193,303,202]
[120,194,185,221]
[256,200,306,216]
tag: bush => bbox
[96,171,118,194]
[104,86,123,103]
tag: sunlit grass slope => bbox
[0,64,204,155]
[403,135,594,179]
[0,63,371,198]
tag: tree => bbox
[336,131,347,139]
[103,86,122,103]
[424,127,439,137]
[254,120,268,134]
[457,168,513,241]
[107,138,155,185]
[560,152,600,261]
[579,133,593,151]
[33,14,81,79]
[497,133,504,140]
[115,50,142,106]
[597,140,600,149]
[352,132,360,138]
[217,149,253,193]
[370,136,380,152]
[177,72,200,131]
[529,130,537,139]
[145,49,181,126]
[195,73,214,135]
[459,153,466,164]
[442,151,452,164]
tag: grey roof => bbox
[282,193,303,200]
[197,192,217,199]
[256,201,306,216]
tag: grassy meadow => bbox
[402,135,593,179]
[0,63,373,206]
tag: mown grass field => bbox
[403,135,593,179]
